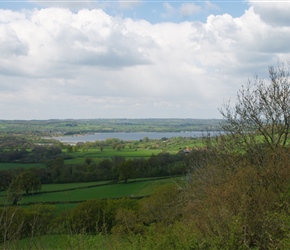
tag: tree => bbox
[66,144,73,153]
[186,62,290,249]
[10,171,42,195]
[8,171,41,205]
[97,159,113,180]
[0,170,14,191]
[143,137,149,142]
[45,157,64,181]
[118,160,135,183]
[84,157,93,165]
[138,184,184,226]
[220,62,290,153]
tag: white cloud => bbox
[179,3,201,17]
[28,0,97,10]
[28,0,142,12]
[0,25,28,57]
[118,0,142,9]
[205,1,219,11]
[0,6,290,119]
[249,0,290,26]
[161,3,176,19]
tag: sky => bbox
[1,0,290,120]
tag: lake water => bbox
[54,131,221,143]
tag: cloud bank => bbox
[1,4,290,119]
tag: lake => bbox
[54,131,221,143]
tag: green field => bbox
[0,177,177,206]
[39,181,110,192]
[62,138,204,165]
[64,147,174,164]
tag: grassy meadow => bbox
[0,134,196,210]
[63,136,205,165]
[63,147,163,165]
[0,177,177,207]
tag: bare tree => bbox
[220,62,290,153]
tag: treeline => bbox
[51,152,185,183]
[0,152,186,190]
[0,136,62,163]
[0,135,191,192]
[0,146,62,163]
[0,118,222,135]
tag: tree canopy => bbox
[220,62,290,153]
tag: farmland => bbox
[0,177,176,208]
[0,119,205,249]
[0,115,290,249]
[0,120,203,214]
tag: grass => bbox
[19,179,171,204]
[0,136,205,168]
[0,178,175,205]
[39,181,111,192]
[0,182,112,198]
[64,147,176,164]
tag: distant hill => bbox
[0,118,223,136]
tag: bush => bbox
[186,141,290,249]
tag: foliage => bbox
[0,205,56,246]
[185,146,290,249]
[10,171,42,195]
[0,170,14,191]
[7,171,42,205]
[64,198,139,234]
[138,184,185,226]
[9,178,173,205]
[118,159,135,183]
[220,62,290,153]
[183,62,290,249]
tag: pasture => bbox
[63,136,204,165]
[64,147,170,164]
[0,177,178,206]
